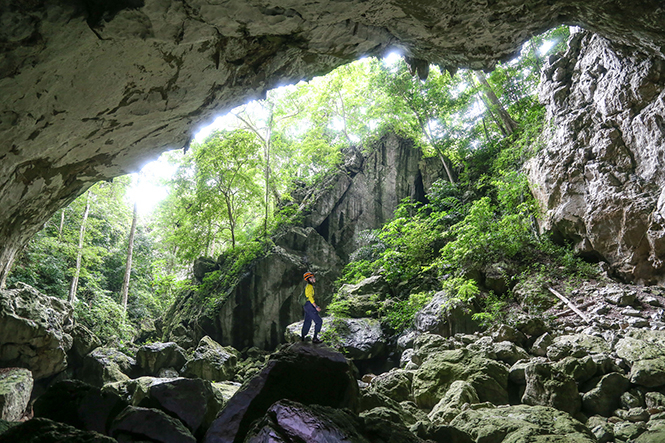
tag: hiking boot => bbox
[312,337,323,344]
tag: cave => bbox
[1,0,665,287]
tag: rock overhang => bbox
[1,0,665,285]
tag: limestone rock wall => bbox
[527,31,665,284]
[2,0,665,286]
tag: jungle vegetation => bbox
[7,26,590,344]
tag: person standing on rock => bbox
[301,271,323,344]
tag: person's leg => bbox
[301,303,313,340]
[312,310,323,343]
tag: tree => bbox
[69,190,91,302]
[120,201,138,314]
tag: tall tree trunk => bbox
[120,201,138,314]
[69,191,90,303]
[58,209,65,240]
[474,70,519,135]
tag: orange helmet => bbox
[303,272,314,281]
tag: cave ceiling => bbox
[0,0,664,285]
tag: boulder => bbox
[428,380,479,423]
[546,333,611,361]
[286,317,387,360]
[0,368,33,421]
[203,343,359,443]
[492,341,530,366]
[193,257,219,283]
[615,329,665,363]
[109,406,196,443]
[521,360,581,415]
[449,404,596,442]
[553,355,598,383]
[181,336,238,381]
[369,369,413,403]
[582,372,631,416]
[412,348,508,409]
[490,324,526,346]
[136,341,187,376]
[0,417,116,443]
[0,283,73,379]
[79,347,135,387]
[630,358,665,388]
[635,419,665,442]
[211,381,242,406]
[68,324,101,367]
[132,377,223,438]
[33,379,126,435]
[414,292,479,337]
[244,400,369,443]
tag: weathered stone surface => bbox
[164,226,342,351]
[33,379,126,435]
[582,372,631,416]
[521,360,581,415]
[109,406,196,443]
[369,369,412,403]
[245,400,369,443]
[547,333,611,361]
[203,343,359,443]
[0,417,116,443]
[635,419,665,442]
[414,292,479,337]
[412,348,508,409]
[69,323,101,368]
[79,347,134,387]
[615,329,665,363]
[449,405,596,442]
[286,317,387,360]
[428,380,479,423]
[136,341,187,376]
[630,358,665,388]
[527,31,665,284]
[553,355,597,383]
[0,367,32,421]
[134,377,224,438]
[0,283,73,379]
[181,336,238,381]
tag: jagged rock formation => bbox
[0,282,74,380]
[162,134,439,351]
[2,0,665,286]
[528,31,665,284]
[301,134,442,260]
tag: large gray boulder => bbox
[521,360,581,415]
[79,347,135,387]
[449,405,596,442]
[369,369,413,403]
[0,283,73,379]
[203,343,359,443]
[412,348,508,409]
[582,372,631,416]
[109,406,196,443]
[181,336,238,382]
[136,341,187,376]
[527,31,665,284]
[0,368,33,421]
[414,292,479,337]
[286,317,387,361]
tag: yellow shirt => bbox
[305,284,315,304]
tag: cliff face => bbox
[527,31,665,284]
[163,134,441,350]
[2,0,665,286]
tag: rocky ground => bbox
[4,278,665,442]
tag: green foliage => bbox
[74,295,135,343]
[381,292,433,333]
